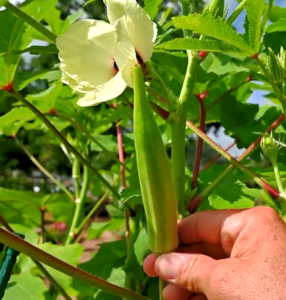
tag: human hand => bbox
[143,207,286,300]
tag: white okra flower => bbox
[56,0,157,106]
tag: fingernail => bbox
[155,253,183,280]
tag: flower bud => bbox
[268,48,285,86]
[260,132,279,165]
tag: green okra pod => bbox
[133,65,178,254]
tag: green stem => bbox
[0,228,150,300]
[227,0,247,25]
[54,112,130,172]
[170,53,200,215]
[65,158,88,245]
[15,138,74,200]
[75,182,115,235]
[33,260,72,300]
[257,58,285,103]
[9,89,120,200]
[4,2,57,43]
[273,163,284,193]
[180,0,192,36]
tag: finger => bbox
[154,252,218,294]
[178,209,244,245]
[163,283,192,300]
[178,243,226,260]
[143,253,157,277]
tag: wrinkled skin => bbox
[144,207,286,300]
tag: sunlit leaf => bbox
[244,0,267,53]
[266,18,286,33]
[157,37,245,55]
[173,13,253,55]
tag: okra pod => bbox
[133,65,178,254]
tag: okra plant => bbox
[0,0,286,299]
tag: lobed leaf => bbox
[173,13,253,55]
[156,37,245,56]
[244,0,267,53]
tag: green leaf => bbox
[90,134,118,152]
[14,69,61,91]
[77,240,126,299]
[3,271,48,300]
[0,107,35,136]
[0,45,58,56]
[0,187,44,226]
[266,18,286,33]
[38,243,84,296]
[244,0,267,52]
[143,0,163,20]
[157,37,244,55]
[172,13,253,55]
[26,82,64,112]
[269,5,286,22]
[0,0,7,6]
[120,188,142,206]
[124,228,149,280]
[0,0,58,88]
[45,7,84,35]
[87,218,125,240]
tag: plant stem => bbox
[273,163,284,193]
[170,53,200,215]
[0,215,72,300]
[4,2,57,43]
[9,89,120,200]
[186,120,278,195]
[189,114,285,211]
[192,96,206,190]
[227,0,247,25]
[201,142,235,171]
[15,138,74,200]
[66,162,89,245]
[0,228,151,300]
[40,207,45,244]
[75,187,112,235]
[33,260,72,300]
[54,112,130,172]
[117,122,127,189]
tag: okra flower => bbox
[56,0,157,106]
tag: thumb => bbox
[154,252,218,294]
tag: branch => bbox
[0,228,150,300]
[8,89,120,200]
[192,92,207,190]
[189,114,285,212]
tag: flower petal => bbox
[56,19,116,91]
[106,0,157,62]
[77,72,127,107]
[105,0,127,25]
[114,17,137,87]
[124,0,157,62]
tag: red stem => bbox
[193,80,247,123]
[190,114,285,211]
[117,122,126,188]
[201,142,236,171]
[192,95,206,190]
